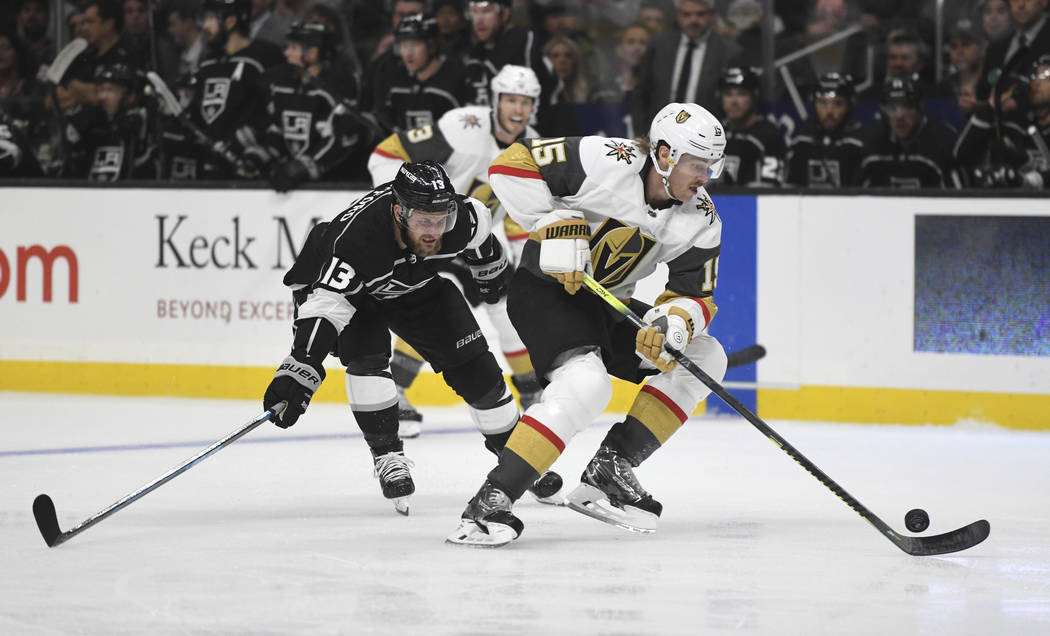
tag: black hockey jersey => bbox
[189,40,284,173]
[721,117,786,187]
[859,117,961,189]
[374,56,470,133]
[0,115,43,177]
[63,104,156,181]
[285,186,499,306]
[785,121,871,187]
[262,63,366,180]
[954,109,1050,188]
[463,26,554,107]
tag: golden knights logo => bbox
[201,77,230,124]
[282,110,313,155]
[603,141,636,164]
[589,219,656,287]
[460,114,482,129]
[675,110,691,124]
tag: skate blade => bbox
[565,484,658,534]
[445,520,517,548]
[530,490,566,506]
[392,496,410,516]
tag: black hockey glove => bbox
[469,255,513,303]
[269,157,311,193]
[263,354,325,428]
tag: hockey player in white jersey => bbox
[368,65,545,435]
[447,103,730,547]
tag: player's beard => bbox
[407,232,442,257]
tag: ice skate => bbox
[396,386,422,439]
[511,372,543,411]
[446,481,523,548]
[527,470,565,505]
[372,450,415,515]
[565,446,662,533]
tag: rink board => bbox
[1,186,1048,427]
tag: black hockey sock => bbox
[354,405,404,456]
[483,430,513,457]
[600,416,662,467]
[390,349,424,388]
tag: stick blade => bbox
[726,344,767,368]
[32,494,63,547]
[895,519,990,556]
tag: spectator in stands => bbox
[939,19,986,118]
[374,13,468,133]
[462,0,556,109]
[955,55,1050,189]
[637,0,673,36]
[786,72,869,187]
[0,30,43,117]
[631,0,740,129]
[590,23,650,105]
[718,66,785,186]
[17,0,54,66]
[725,0,816,101]
[859,75,961,189]
[167,0,209,78]
[434,0,470,62]
[68,5,89,41]
[57,0,134,110]
[63,63,156,180]
[250,0,289,48]
[369,0,423,65]
[124,0,179,80]
[979,0,1050,105]
[544,36,588,104]
[979,0,1013,45]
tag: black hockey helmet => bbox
[392,160,458,232]
[718,66,762,99]
[812,72,855,102]
[94,63,138,90]
[880,74,921,108]
[287,21,336,61]
[202,0,251,29]
[1028,53,1050,84]
[394,13,438,44]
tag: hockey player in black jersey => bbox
[785,73,870,188]
[262,21,369,192]
[261,161,561,515]
[859,75,962,189]
[954,56,1050,189]
[373,13,470,134]
[718,66,785,187]
[190,0,284,178]
[463,0,555,110]
[63,63,156,181]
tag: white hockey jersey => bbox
[488,135,721,326]
[368,105,538,218]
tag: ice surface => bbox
[2,393,1049,635]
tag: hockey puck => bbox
[905,508,930,533]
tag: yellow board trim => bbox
[7,360,1048,429]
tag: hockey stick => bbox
[32,402,286,548]
[581,274,990,556]
[45,38,88,85]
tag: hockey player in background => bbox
[262,21,369,192]
[785,73,870,188]
[190,0,283,178]
[63,63,156,181]
[261,161,562,515]
[369,65,546,437]
[372,13,470,134]
[447,103,730,547]
[859,75,961,189]
[718,66,784,187]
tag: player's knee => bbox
[686,334,728,383]
[345,353,390,376]
[442,351,504,404]
[544,350,612,432]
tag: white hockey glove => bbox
[534,209,590,294]
[636,305,694,372]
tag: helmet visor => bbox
[404,204,458,234]
[676,154,725,180]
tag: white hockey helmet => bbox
[648,102,726,181]
[490,64,541,106]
